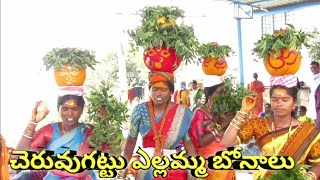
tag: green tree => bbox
[86,52,148,87]
[309,30,320,63]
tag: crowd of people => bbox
[1,64,320,180]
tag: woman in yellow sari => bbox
[222,75,320,180]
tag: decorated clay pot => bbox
[54,64,86,86]
[264,48,302,76]
[202,57,228,76]
[143,45,182,72]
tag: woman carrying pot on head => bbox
[221,75,320,180]
[119,71,198,180]
[14,87,106,180]
[189,78,236,180]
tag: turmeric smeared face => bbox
[59,99,83,125]
[270,88,295,117]
[150,82,171,106]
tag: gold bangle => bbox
[29,121,38,125]
[238,111,248,116]
[231,124,240,130]
[233,118,245,126]
[235,115,247,124]
[23,128,34,137]
[116,168,128,179]
[22,134,33,139]
[231,118,246,129]
[211,130,216,136]
[231,119,240,126]
[305,171,317,180]
[236,113,248,122]
[230,121,241,130]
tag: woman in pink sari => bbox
[14,87,107,180]
[190,81,236,180]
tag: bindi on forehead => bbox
[272,88,288,97]
[62,99,79,108]
[152,87,168,90]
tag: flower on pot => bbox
[252,24,314,76]
[197,42,234,76]
[128,6,199,72]
[42,47,99,86]
[86,81,129,156]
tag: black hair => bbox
[299,106,307,112]
[269,85,298,101]
[57,95,85,111]
[310,61,320,67]
[148,81,175,94]
[269,85,298,117]
[203,83,224,104]
[265,103,271,107]
[191,80,197,85]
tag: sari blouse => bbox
[128,103,194,180]
[31,123,95,155]
[29,123,100,179]
[190,108,213,149]
[238,117,320,164]
[128,103,193,150]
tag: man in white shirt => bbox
[307,61,320,119]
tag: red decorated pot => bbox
[143,45,182,72]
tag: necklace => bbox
[148,100,171,156]
[61,124,66,135]
[271,117,293,155]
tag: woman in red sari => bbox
[120,71,198,180]
[190,81,236,180]
[247,72,265,117]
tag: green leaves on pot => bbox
[252,24,314,61]
[128,5,199,64]
[197,42,234,60]
[42,47,99,70]
[86,81,129,155]
[211,78,252,116]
